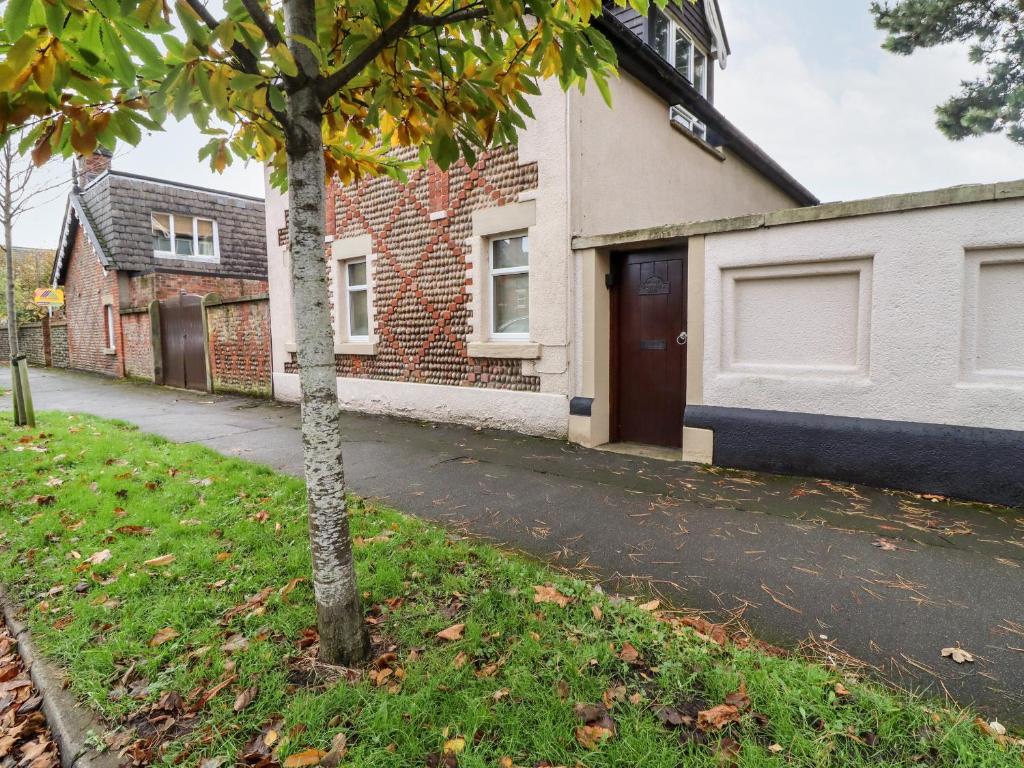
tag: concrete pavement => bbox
[3,366,1023,722]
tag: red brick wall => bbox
[63,229,122,377]
[62,239,269,386]
[207,298,271,396]
[120,273,267,384]
[126,273,268,308]
[284,146,540,392]
[121,311,153,380]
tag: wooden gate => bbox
[159,294,207,391]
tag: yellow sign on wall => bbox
[33,288,64,307]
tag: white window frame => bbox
[489,233,530,341]
[344,258,370,342]
[652,10,708,97]
[325,234,377,356]
[103,303,116,353]
[152,213,220,262]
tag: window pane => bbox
[197,219,216,256]
[152,214,171,252]
[493,273,529,335]
[349,289,368,337]
[174,215,194,256]
[693,50,706,93]
[492,236,528,270]
[651,12,670,61]
[347,260,367,287]
[674,29,692,80]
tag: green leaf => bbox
[289,33,323,66]
[269,43,298,78]
[267,85,285,113]
[3,0,33,40]
[105,30,137,83]
[117,21,165,70]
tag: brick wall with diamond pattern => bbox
[284,147,541,392]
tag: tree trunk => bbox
[282,0,370,666]
[3,150,28,426]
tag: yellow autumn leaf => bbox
[442,737,466,755]
[270,43,299,78]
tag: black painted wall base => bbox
[684,405,1024,508]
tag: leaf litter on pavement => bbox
[0,415,1021,767]
[0,625,59,768]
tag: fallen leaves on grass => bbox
[616,642,640,664]
[283,748,326,767]
[533,585,573,608]
[320,732,348,768]
[144,554,175,567]
[723,683,751,712]
[233,686,258,712]
[436,623,465,642]
[697,704,741,731]
[85,549,112,565]
[442,736,466,755]
[149,627,180,647]
[941,647,974,664]
[574,703,617,750]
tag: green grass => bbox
[0,413,1020,768]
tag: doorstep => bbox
[596,442,683,462]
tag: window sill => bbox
[335,341,377,356]
[467,341,540,360]
[153,251,221,263]
[669,121,725,161]
[102,347,117,356]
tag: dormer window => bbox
[152,213,219,261]
[651,9,708,96]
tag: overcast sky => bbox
[12,0,1024,250]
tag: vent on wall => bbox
[669,105,707,142]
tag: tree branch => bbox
[181,0,291,129]
[240,0,286,48]
[315,1,489,102]
[182,0,262,76]
[411,5,489,27]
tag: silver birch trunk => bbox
[282,0,370,665]
[3,144,27,426]
[4,148,18,360]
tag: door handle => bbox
[676,331,688,346]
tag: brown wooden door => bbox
[613,251,687,448]
[160,294,207,392]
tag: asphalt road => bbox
[3,367,1023,723]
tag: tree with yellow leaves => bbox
[0,0,660,664]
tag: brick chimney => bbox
[73,148,112,189]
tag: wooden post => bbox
[10,357,26,426]
[10,354,33,427]
[200,293,220,394]
[149,300,163,385]
[16,357,34,427]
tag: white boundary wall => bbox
[702,196,1024,432]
